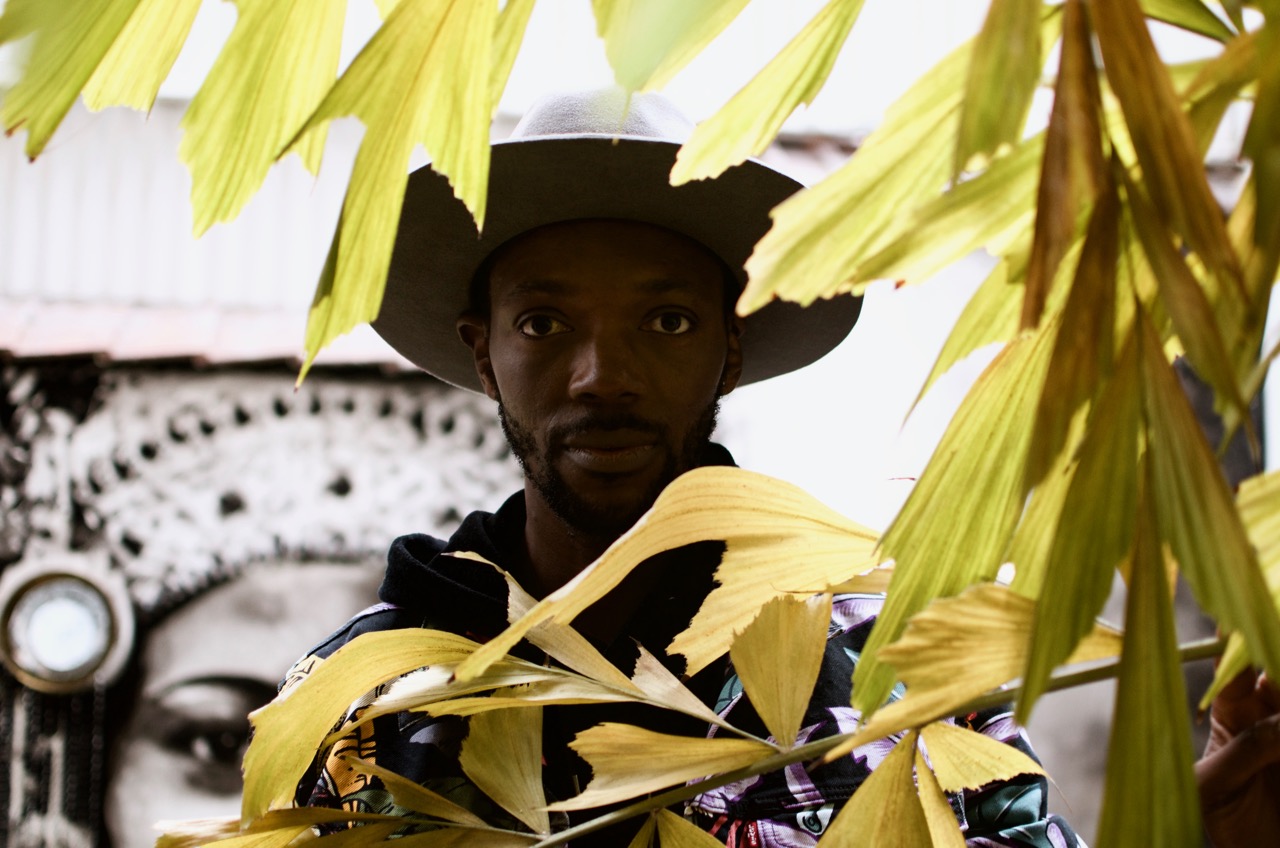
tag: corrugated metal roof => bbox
[0,300,415,368]
[1,100,351,310]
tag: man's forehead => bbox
[488,218,724,267]
[493,276,717,302]
[481,219,732,306]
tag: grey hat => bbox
[374,87,861,391]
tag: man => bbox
[289,89,1278,846]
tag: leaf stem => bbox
[528,635,1227,847]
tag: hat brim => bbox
[375,135,861,391]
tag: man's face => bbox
[459,219,743,541]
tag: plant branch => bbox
[528,634,1227,847]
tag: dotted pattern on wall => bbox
[0,362,521,848]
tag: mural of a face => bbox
[104,562,380,847]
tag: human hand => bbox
[1195,668,1280,847]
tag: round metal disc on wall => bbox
[0,559,135,694]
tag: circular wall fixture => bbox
[0,559,135,694]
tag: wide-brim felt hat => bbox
[374,87,862,391]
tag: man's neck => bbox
[519,482,614,598]
[518,480,668,646]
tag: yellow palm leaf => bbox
[668,484,877,676]
[450,550,638,689]
[741,8,1061,315]
[295,0,500,378]
[1139,311,1280,685]
[387,829,537,847]
[1226,178,1280,393]
[729,594,832,748]
[856,326,1056,716]
[158,808,411,848]
[954,0,1044,176]
[243,628,485,821]
[1021,0,1104,330]
[821,731,931,847]
[0,0,142,156]
[670,0,866,185]
[1183,29,1256,158]
[887,584,1120,721]
[1095,465,1202,844]
[189,828,310,848]
[1241,16,1280,306]
[624,814,657,848]
[1024,172,1118,486]
[342,756,489,826]
[654,808,729,847]
[740,35,969,313]
[1125,166,1251,437]
[422,678,638,717]
[180,0,346,235]
[305,823,404,845]
[1206,470,1280,704]
[1021,322,1141,718]
[820,584,1120,766]
[628,644,730,728]
[341,660,578,732]
[421,651,733,737]
[849,134,1044,287]
[591,0,751,91]
[81,0,201,112]
[919,722,1044,793]
[1238,470,1280,586]
[459,705,550,834]
[0,0,38,42]
[1092,0,1242,294]
[347,564,719,728]
[914,749,967,848]
[1007,405,1085,599]
[489,0,536,111]
[455,467,875,683]
[547,724,773,811]
[826,565,895,595]
[1140,0,1236,41]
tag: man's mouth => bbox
[561,429,660,474]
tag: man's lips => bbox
[561,429,659,473]
[564,429,657,451]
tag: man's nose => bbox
[567,332,642,401]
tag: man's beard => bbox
[498,399,721,543]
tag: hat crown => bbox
[509,87,694,142]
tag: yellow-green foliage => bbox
[5,2,1280,846]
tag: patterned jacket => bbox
[288,487,1083,847]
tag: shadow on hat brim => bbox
[374,135,862,392]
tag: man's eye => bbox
[644,312,694,334]
[518,315,569,337]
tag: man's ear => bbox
[720,315,745,396]
[456,312,499,400]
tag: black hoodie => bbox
[292,448,736,844]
